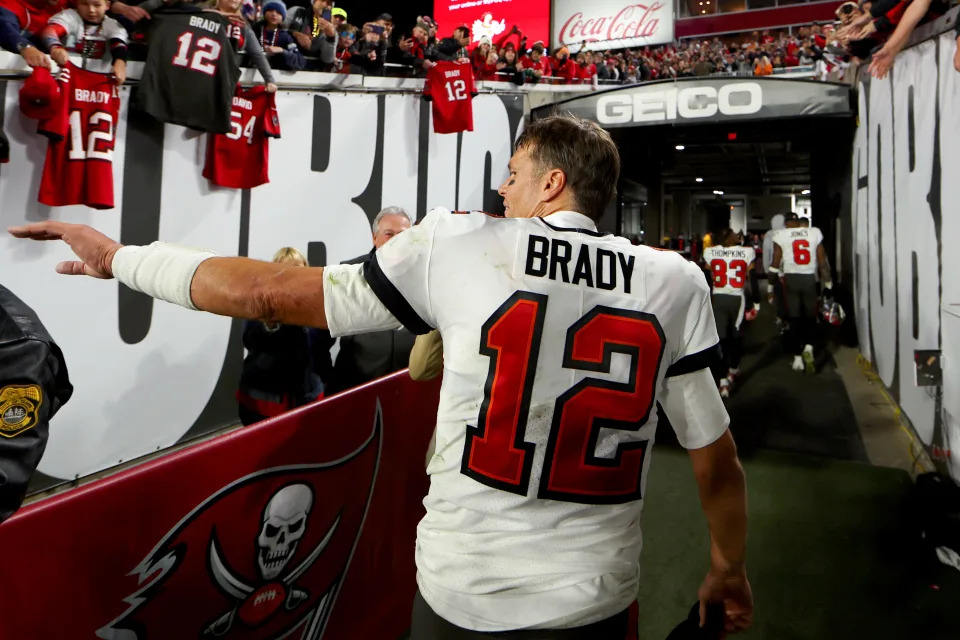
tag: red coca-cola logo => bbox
[559,3,666,45]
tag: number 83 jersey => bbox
[322,208,730,632]
[38,63,120,210]
[703,245,756,297]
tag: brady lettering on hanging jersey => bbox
[703,246,755,296]
[424,61,477,134]
[772,226,823,275]
[37,63,120,210]
[203,86,280,189]
[322,207,727,632]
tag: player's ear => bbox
[541,168,566,202]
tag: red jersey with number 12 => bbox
[424,61,477,134]
[37,63,120,209]
[203,86,281,189]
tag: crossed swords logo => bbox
[203,515,341,636]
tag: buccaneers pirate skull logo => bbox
[97,406,382,640]
[204,483,341,635]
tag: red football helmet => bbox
[822,300,846,326]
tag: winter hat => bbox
[262,0,287,21]
[19,67,61,121]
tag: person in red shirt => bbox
[471,36,492,79]
[478,49,499,81]
[551,45,579,84]
[334,27,355,73]
[578,50,598,85]
[0,0,66,68]
[520,42,550,82]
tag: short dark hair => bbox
[454,26,470,39]
[515,115,620,222]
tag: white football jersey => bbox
[702,246,755,297]
[323,209,729,631]
[772,226,823,275]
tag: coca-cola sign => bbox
[552,0,675,51]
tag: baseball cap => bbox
[19,67,61,121]
[331,7,347,20]
[377,12,392,22]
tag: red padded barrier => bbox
[0,371,439,639]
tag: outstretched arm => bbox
[7,222,329,328]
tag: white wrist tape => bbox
[768,266,780,274]
[112,242,218,310]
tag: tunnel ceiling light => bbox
[675,144,685,150]
[802,189,811,194]
[713,190,724,195]
[695,177,703,183]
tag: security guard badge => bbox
[0,385,43,438]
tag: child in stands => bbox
[42,0,127,84]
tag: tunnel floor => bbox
[640,307,959,639]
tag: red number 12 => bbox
[462,291,666,505]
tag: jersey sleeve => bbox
[660,367,730,449]
[264,92,281,138]
[665,260,721,377]
[360,207,449,335]
[104,16,129,43]
[37,70,70,142]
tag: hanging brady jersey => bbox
[772,226,823,275]
[203,85,280,189]
[423,61,477,134]
[138,9,241,133]
[322,208,727,632]
[703,246,756,296]
[37,63,120,209]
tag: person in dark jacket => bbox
[254,0,305,71]
[235,248,331,426]
[0,284,73,523]
[324,206,416,395]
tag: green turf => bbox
[637,446,960,639]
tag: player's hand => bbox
[954,37,960,73]
[852,20,876,41]
[7,221,122,279]
[264,82,277,93]
[20,45,51,69]
[422,59,435,69]
[112,59,126,85]
[698,567,753,635]
[49,46,69,67]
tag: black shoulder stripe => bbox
[666,343,721,378]
[362,255,433,335]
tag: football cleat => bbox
[719,377,731,398]
[792,355,805,371]
[802,345,815,374]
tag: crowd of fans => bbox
[1,0,958,86]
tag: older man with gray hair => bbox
[324,206,416,394]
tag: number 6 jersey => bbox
[322,208,729,632]
[37,63,120,210]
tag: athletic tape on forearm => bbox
[112,242,218,310]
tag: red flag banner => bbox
[0,372,439,639]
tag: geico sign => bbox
[596,83,763,124]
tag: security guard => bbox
[0,285,72,523]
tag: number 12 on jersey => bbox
[444,79,468,102]
[462,292,666,505]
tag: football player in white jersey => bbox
[769,213,832,373]
[9,115,753,639]
[702,230,756,398]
